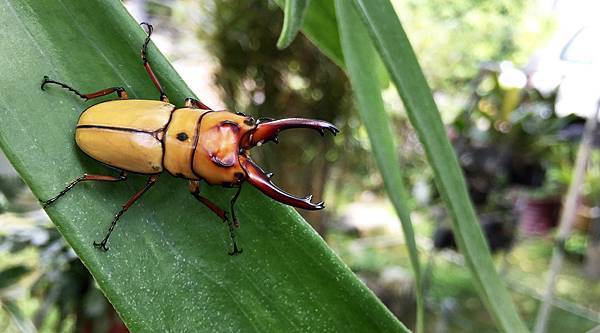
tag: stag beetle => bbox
[41,23,338,255]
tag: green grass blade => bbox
[276,0,311,49]
[274,0,344,67]
[299,0,344,66]
[349,1,529,332]
[2,300,36,333]
[0,0,409,331]
[335,1,423,332]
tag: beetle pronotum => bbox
[41,23,338,255]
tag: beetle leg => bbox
[41,76,128,100]
[189,181,227,220]
[227,185,243,255]
[140,23,169,103]
[184,98,212,110]
[189,181,243,255]
[94,174,160,251]
[42,171,128,208]
[229,185,242,228]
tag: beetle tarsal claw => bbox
[229,244,243,256]
[41,76,50,90]
[239,156,325,210]
[93,241,109,252]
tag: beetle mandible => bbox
[40,23,338,255]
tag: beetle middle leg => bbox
[189,181,243,255]
[41,76,128,100]
[94,174,160,251]
[140,23,169,103]
[42,171,128,208]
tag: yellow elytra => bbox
[76,99,254,185]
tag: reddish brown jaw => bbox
[239,156,324,210]
[245,118,339,148]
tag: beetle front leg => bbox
[184,98,212,110]
[189,181,227,220]
[140,23,169,103]
[42,171,128,208]
[41,76,128,100]
[229,186,242,229]
[189,181,242,255]
[94,174,159,251]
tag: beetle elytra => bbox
[41,23,338,255]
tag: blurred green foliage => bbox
[328,231,599,333]
[0,178,125,332]
[396,0,554,95]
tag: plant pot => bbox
[518,197,561,235]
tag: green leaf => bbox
[276,0,311,49]
[335,1,424,332]
[274,0,344,67]
[0,0,407,332]
[2,300,36,333]
[0,266,30,290]
[349,1,529,332]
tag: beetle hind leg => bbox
[42,171,128,208]
[41,76,128,100]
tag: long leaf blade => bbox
[2,300,36,333]
[0,1,409,332]
[274,0,343,67]
[276,0,311,49]
[335,1,424,332]
[349,0,528,332]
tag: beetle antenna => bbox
[41,76,87,100]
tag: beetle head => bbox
[193,111,338,210]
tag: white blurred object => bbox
[498,61,527,89]
[554,25,600,119]
[527,1,600,119]
[412,180,431,206]
[123,0,148,23]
